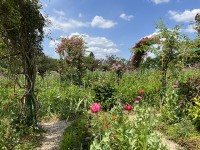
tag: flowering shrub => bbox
[111,61,123,83]
[56,36,86,85]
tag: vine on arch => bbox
[130,35,159,70]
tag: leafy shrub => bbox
[0,118,20,150]
[165,118,195,140]
[179,77,200,102]
[116,70,161,106]
[60,116,91,150]
[188,96,200,130]
[92,80,116,110]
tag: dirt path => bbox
[156,131,184,150]
[36,120,71,150]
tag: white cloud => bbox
[182,24,196,33]
[49,40,60,48]
[54,32,120,58]
[45,16,89,32]
[168,9,200,22]
[146,30,160,38]
[91,16,117,29]
[53,9,65,16]
[151,0,170,4]
[119,13,134,21]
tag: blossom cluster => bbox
[55,36,85,64]
[111,62,122,70]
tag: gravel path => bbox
[36,120,71,150]
[156,131,184,150]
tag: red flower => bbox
[163,58,168,62]
[90,103,101,113]
[137,96,142,100]
[139,90,145,95]
[123,105,133,111]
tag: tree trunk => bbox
[24,49,37,125]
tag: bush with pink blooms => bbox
[56,35,86,85]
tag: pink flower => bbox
[173,81,178,88]
[173,84,178,88]
[123,105,133,111]
[139,90,145,95]
[137,96,142,100]
[90,103,101,113]
[134,100,139,104]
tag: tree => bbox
[83,52,97,71]
[0,0,45,125]
[56,36,86,85]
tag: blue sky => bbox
[40,0,200,59]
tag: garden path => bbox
[156,131,184,150]
[36,120,71,150]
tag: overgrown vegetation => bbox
[0,2,200,149]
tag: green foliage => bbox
[83,52,97,71]
[60,116,91,150]
[160,86,185,124]
[92,80,116,110]
[188,97,200,130]
[36,74,90,120]
[116,70,161,107]
[36,54,59,77]
[166,118,195,140]
[0,118,20,150]
[179,77,200,101]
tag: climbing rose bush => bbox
[55,35,86,85]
